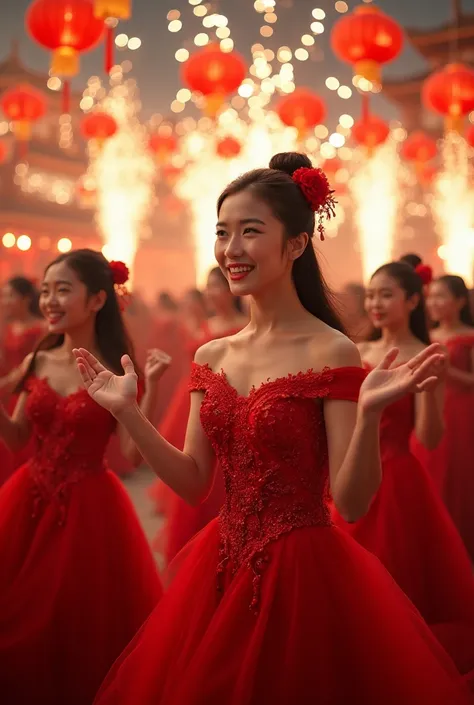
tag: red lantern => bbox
[216,136,242,159]
[181,44,247,117]
[148,133,178,164]
[0,84,46,147]
[93,0,131,73]
[423,63,474,132]
[80,111,117,148]
[276,88,326,139]
[401,131,437,164]
[331,5,403,84]
[26,0,104,112]
[352,114,389,152]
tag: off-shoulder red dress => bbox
[94,364,470,705]
[0,377,162,705]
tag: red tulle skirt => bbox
[0,465,162,705]
[95,521,471,705]
[332,451,474,680]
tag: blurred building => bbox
[0,42,195,298]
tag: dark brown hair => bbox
[216,152,345,333]
[6,276,41,317]
[18,249,139,390]
[435,275,474,327]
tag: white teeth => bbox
[229,266,253,273]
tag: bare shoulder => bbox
[309,324,362,368]
[194,336,229,370]
[357,340,371,357]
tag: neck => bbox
[437,317,462,333]
[380,323,415,347]
[249,274,308,332]
[60,320,98,359]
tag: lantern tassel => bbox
[62,80,71,115]
[105,23,115,74]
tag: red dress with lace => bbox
[332,384,474,683]
[0,323,44,484]
[413,335,474,563]
[94,364,470,705]
[0,378,162,705]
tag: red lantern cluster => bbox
[331,4,403,85]
[216,136,242,159]
[0,84,47,143]
[26,0,105,112]
[276,88,326,138]
[423,63,474,132]
[401,131,437,164]
[148,133,178,164]
[80,111,117,147]
[352,114,389,151]
[181,44,247,117]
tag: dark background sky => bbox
[2,0,474,124]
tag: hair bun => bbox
[269,152,312,177]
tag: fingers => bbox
[147,349,172,364]
[76,360,92,388]
[73,348,106,374]
[411,353,444,384]
[121,354,136,376]
[415,377,438,393]
[406,343,443,370]
[377,348,399,370]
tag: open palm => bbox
[360,344,446,414]
[73,348,138,416]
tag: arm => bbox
[414,383,444,450]
[0,365,23,399]
[74,344,218,505]
[446,367,474,386]
[0,354,34,452]
[324,339,382,523]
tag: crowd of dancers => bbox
[0,151,474,704]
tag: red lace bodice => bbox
[190,363,365,610]
[24,377,116,522]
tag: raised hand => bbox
[359,344,447,415]
[144,348,172,384]
[73,348,138,416]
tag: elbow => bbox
[334,485,380,524]
[417,425,444,452]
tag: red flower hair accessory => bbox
[292,166,336,241]
[109,260,130,310]
[415,263,433,286]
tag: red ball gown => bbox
[94,364,470,705]
[0,323,44,484]
[415,335,474,562]
[332,380,474,683]
[0,377,162,705]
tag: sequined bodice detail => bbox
[190,363,364,609]
[25,378,116,520]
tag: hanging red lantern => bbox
[26,0,105,113]
[181,44,247,117]
[276,88,326,139]
[0,84,47,154]
[80,111,117,148]
[148,132,178,164]
[423,63,474,132]
[93,0,131,74]
[352,113,389,152]
[331,5,403,85]
[216,136,242,159]
[401,131,437,164]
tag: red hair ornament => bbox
[109,260,130,310]
[292,167,336,241]
[415,264,433,286]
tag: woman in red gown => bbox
[78,154,470,704]
[0,277,45,483]
[333,262,474,682]
[158,267,248,564]
[0,250,163,705]
[424,275,474,561]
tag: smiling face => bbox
[426,280,464,324]
[39,260,105,334]
[214,190,307,297]
[365,270,418,330]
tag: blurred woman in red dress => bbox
[0,277,45,483]
[0,250,163,705]
[425,275,474,562]
[333,262,474,682]
[78,153,470,705]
